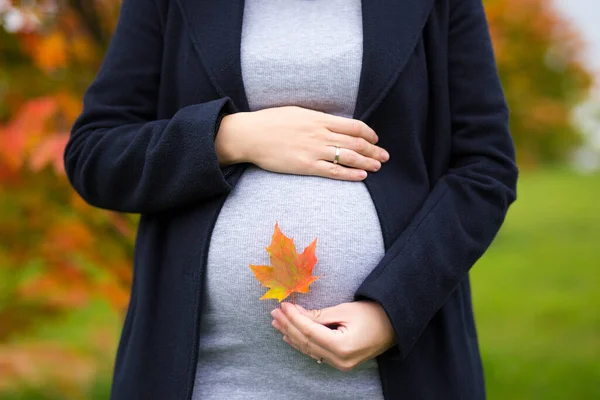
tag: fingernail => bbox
[374,161,381,171]
[381,150,390,161]
[359,170,367,179]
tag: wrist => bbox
[214,111,249,166]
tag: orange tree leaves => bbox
[250,222,321,303]
[0,1,135,357]
[485,0,594,166]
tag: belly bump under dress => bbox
[192,1,385,398]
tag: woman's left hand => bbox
[271,300,397,371]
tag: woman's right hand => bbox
[214,105,390,181]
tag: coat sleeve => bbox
[354,0,518,358]
[63,0,237,214]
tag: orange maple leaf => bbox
[250,222,320,303]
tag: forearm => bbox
[65,98,237,214]
[64,0,238,214]
[353,0,518,358]
[354,162,517,358]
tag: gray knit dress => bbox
[191,1,385,399]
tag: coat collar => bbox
[175,0,435,123]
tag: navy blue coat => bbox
[64,0,518,398]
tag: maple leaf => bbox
[250,222,320,303]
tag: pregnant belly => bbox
[193,165,387,399]
[206,164,385,311]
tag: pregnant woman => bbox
[194,1,388,398]
[64,0,518,399]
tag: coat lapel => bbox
[175,0,435,122]
[175,0,250,113]
[356,0,436,121]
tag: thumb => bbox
[294,303,345,326]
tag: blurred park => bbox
[0,0,599,399]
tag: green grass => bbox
[471,168,600,399]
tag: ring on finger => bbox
[333,146,341,164]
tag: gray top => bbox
[192,1,385,399]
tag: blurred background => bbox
[0,0,598,399]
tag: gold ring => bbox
[333,147,340,164]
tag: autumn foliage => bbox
[485,0,593,166]
[0,2,130,396]
[0,0,594,396]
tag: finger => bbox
[312,160,367,181]
[322,146,381,172]
[323,115,378,144]
[280,302,342,353]
[295,304,351,333]
[282,332,326,363]
[295,303,347,326]
[283,334,359,372]
[327,132,390,163]
[282,334,320,361]
[282,335,334,367]
[272,311,338,362]
[272,305,338,353]
[275,307,361,372]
